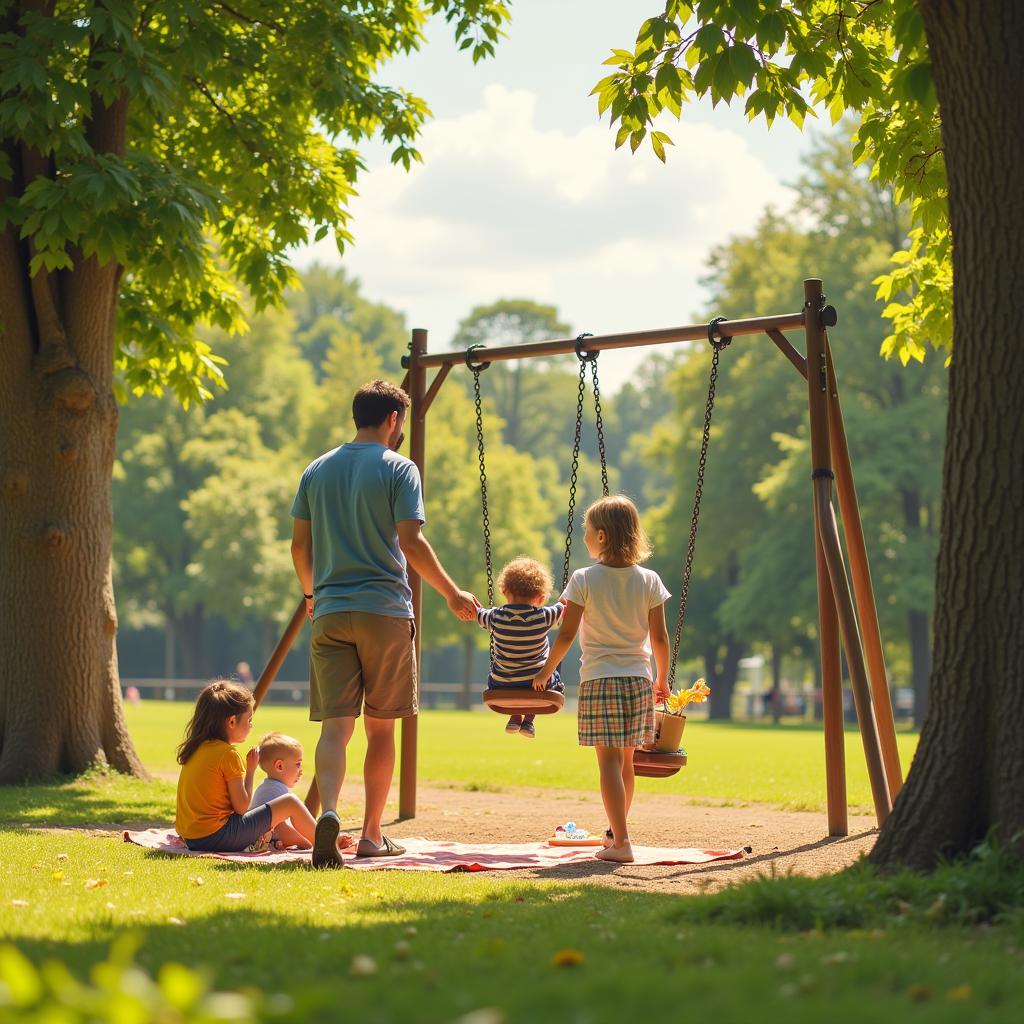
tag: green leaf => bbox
[756,12,786,51]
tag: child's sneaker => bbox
[520,720,536,740]
[505,715,523,734]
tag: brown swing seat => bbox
[632,747,688,779]
[482,688,565,716]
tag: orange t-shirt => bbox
[175,740,245,840]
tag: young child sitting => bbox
[477,556,566,739]
[250,732,356,852]
[175,680,348,861]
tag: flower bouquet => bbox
[648,679,711,752]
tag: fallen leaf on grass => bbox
[190,876,204,886]
[56,853,69,861]
[10,900,28,908]
[224,893,245,900]
[907,985,931,1002]
[946,985,972,1001]
[452,1010,505,1024]
[349,955,378,977]
[550,948,585,968]
[775,954,795,971]
[168,917,186,926]
[51,871,64,882]
[84,878,107,889]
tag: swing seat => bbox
[632,748,688,779]
[482,689,565,716]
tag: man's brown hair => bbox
[258,732,303,772]
[497,557,553,602]
[352,379,411,428]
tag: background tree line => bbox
[113,133,946,723]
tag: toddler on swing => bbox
[477,556,565,739]
[533,495,670,863]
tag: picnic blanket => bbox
[123,829,746,872]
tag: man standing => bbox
[290,379,477,868]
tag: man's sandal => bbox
[311,812,346,869]
[355,834,407,858]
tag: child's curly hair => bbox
[585,494,652,565]
[497,556,553,602]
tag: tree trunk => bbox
[460,635,475,710]
[163,616,176,679]
[177,606,209,680]
[0,269,143,780]
[704,639,743,721]
[872,0,1024,868]
[907,608,931,728]
[770,642,783,725]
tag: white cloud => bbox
[297,84,797,388]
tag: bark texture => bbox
[872,0,1024,868]
[704,637,743,720]
[0,90,144,781]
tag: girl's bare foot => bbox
[595,842,633,863]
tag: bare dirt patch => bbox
[39,781,878,893]
[373,783,878,893]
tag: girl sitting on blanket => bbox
[532,495,670,864]
[175,680,347,856]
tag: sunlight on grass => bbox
[124,703,918,813]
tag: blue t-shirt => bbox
[290,442,425,619]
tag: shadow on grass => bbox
[0,773,174,830]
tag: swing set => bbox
[257,279,903,838]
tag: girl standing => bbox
[533,495,670,863]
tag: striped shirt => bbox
[477,603,565,685]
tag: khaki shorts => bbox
[309,612,418,721]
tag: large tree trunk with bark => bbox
[0,92,144,782]
[872,0,1024,868]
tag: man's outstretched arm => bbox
[397,520,477,620]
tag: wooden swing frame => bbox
[260,278,903,838]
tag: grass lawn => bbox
[122,702,920,812]
[3,709,1022,1023]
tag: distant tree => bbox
[452,300,573,450]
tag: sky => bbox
[295,1,821,389]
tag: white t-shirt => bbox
[563,564,671,682]
[251,776,290,808]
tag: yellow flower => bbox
[550,948,585,968]
[665,678,711,714]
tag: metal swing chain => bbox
[469,358,494,609]
[561,347,589,592]
[590,355,609,497]
[668,321,732,687]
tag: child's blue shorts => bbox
[183,803,273,852]
[486,669,564,692]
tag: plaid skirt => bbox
[577,676,655,748]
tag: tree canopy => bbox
[593,0,948,364]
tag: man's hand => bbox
[447,589,479,622]
[245,747,260,774]
[304,596,314,621]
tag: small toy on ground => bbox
[547,821,605,847]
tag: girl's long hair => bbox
[176,679,254,765]
[585,494,652,565]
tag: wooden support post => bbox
[816,531,847,836]
[804,279,891,828]
[400,328,427,820]
[825,338,903,800]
